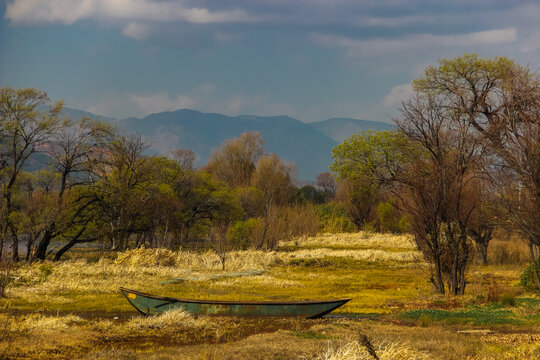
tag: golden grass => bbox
[124,308,213,331]
[116,247,281,270]
[287,248,421,263]
[313,339,432,360]
[281,232,415,250]
[12,313,85,332]
[486,238,531,265]
[1,231,537,360]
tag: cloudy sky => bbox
[1,0,540,123]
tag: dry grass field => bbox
[0,232,538,359]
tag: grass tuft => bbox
[314,339,432,360]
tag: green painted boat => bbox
[120,287,351,319]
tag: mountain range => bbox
[62,108,394,180]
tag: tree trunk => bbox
[457,240,469,295]
[470,229,491,266]
[477,241,488,265]
[529,243,540,290]
[10,229,18,262]
[451,246,459,295]
[25,236,34,262]
[34,227,55,261]
[432,251,445,294]
[54,231,93,262]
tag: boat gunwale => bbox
[120,287,351,306]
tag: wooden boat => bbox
[120,287,351,319]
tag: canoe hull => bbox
[120,287,350,319]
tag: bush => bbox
[297,185,325,204]
[226,219,258,250]
[519,258,540,292]
[317,203,357,233]
[377,200,401,233]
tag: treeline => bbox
[0,88,362,264]
[332,55,540,294]
[2,54,540,295]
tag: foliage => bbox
[317,203,357,233]
[0,87,65,260]
[376,200,401,234]
[331,129,405,184]
[227,218,259,250]
[331,130,405,226]
[205,131,264,188]
[520,258,540,292]
[298,185,325,204]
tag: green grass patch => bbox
[401,307,523,326]
[401,297,540,327]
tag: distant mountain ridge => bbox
[310,117,395,142]
[61,107,394,180]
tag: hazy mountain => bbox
[117,109,337,179]
[61,108,118,124]
[61,108,393,180]
[310,117,395,142]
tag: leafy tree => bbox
[234,186,264,219]
[90,134,156,250]
[331,130,405,226]
[298,185,325,204]
[169,170,243,246]
[33,118,113,260]
[0,87,64,260]
[205,132,264,188]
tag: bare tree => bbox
[205,132,264,188]
[393,93,482,295]
[413,54,540,287]
[170,148,195,171]
[316,171,337,199]
[466,176,497,265]
[251,153,296,249]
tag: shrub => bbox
[398,216,411,234]
[377,200,401,233]
[317,203,357,233]
[500,293,517,307]
[226,219,258,250]
[297,185,325,204]
[38,263,53,282]
[253,205,320,249]
[519,258,540,292]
